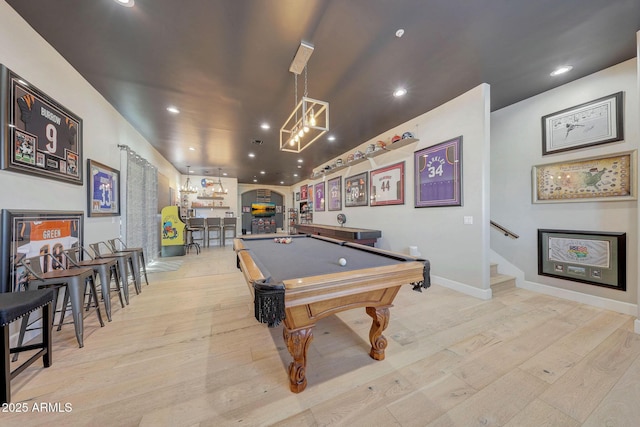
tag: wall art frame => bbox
[542,92,624,155]
[538,229,626,291]
[344,171,369,207]
[314,181,325,211]
[327,176,342,211]
[370,161,405,206]
[532,150,636,203]
[87,159,121,217]
[414,136,462,208]
[1,209,84,293]
[0,64,83,185]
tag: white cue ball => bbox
[338,257,347,266]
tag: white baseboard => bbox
[635,319,640,335]
[433,275,492,300]
[521,280,638,316]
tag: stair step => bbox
[490,263,499,277]
[491,273,516,293]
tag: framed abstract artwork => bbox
[370,162,404,206]
[414,136,462,208]
[87,159,120,217]
[1,209,83,293]
[0,65,83,185]
[542,92,624,155]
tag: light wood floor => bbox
[4,245,640,426]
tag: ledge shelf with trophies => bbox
[311,137,418,179]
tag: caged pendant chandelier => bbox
[180,165,198,194]
[213,167,228,196]
[280,41,329,153]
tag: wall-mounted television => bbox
[251,202,276,217]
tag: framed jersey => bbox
[87,159,121,217]
[370,161,405,206]
[0,65,83,185]
[414,136,463,208]
[1,209,83,293]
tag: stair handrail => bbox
[490,220,519,239]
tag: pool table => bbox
[234,234,430,393]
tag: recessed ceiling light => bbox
[327,135,336,141]
[115,0,135,7]
[297,159,303,163]
[550,65,573,76]
[260,123,270,130]
[280,181,284,185]
[293,174,298,177]
[393,88,407,97]
[189,169,194,174]
[297,165,302,168]
[395,29,405,38]
[166,106,180,114]
[253,179,258,183]
[248,153,255,158]
[188,147,195,151]
[260,171,266,175]
[223,172,228,176]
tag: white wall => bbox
[491,58,639,307]
[297,84,492,297]
[0,2,180,245]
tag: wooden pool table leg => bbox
[366,306,390,360]
[283,326,314,393]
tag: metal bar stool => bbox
[184,223,200,255]
[18,254,104,348]
[187,217,206,250]
[1,289,55,404]
[89,242,139,305]
[205,217,222,247]
[64,247,124,322]
[107,238,149,287]
[222,217,237,246]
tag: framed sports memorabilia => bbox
[532,151,636,203]
[538,229,625,291]
[314,182,325,211]
[300,184,308,200]
[414,136,462,208]
[542,92,624,156]
[327,176,342,211]
[0,65,83,185]
[87,159,121,217]
[344,172,368,207]
[370,162,405,206]
[1,209,83,293]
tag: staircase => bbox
[490,263,516,294]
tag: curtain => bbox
[120,146,159,263]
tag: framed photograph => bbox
[0,65,83,185]
[87,159,120,217]
[1,210,83,293]
[327,176,342,211]
[538,229,626,291]
[532,151,636,203]
[242,206,251,213]
[314,182,325,211]
[542,92,624,155]
[414,136,463,208]
[295,192,300,202]
[370,162,405,206]
[345,172,368,207]
[300,184,308,200]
